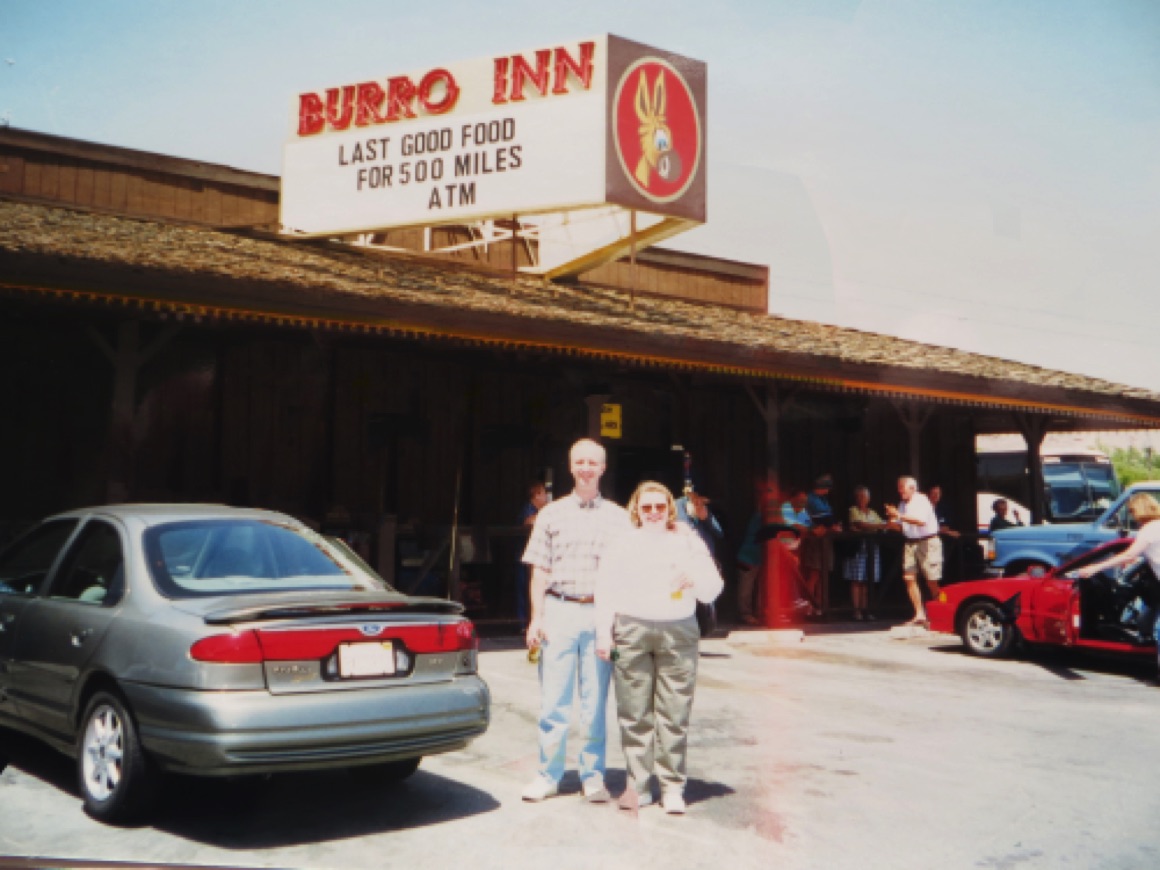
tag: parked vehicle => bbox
[0,505,490,823]
[976,446,1121,528]
[976,492,1031,535]
[987,482,1160,577]
[928,538,1157,662]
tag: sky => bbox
[3,0,1159,392]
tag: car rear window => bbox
[144,519,387,598]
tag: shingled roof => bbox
[2,198,1158,424]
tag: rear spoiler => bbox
[202,598,464,625]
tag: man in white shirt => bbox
[885,476,942,627]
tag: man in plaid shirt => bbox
[521,438,630,803]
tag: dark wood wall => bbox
[0,143,278,228]
[0,308,979,613]
[777,395,977,531]
[580,257,767,312]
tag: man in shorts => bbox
[885,476,942,627]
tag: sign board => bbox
[280,35,706,275]
[600,403,623,439]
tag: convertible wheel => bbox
[347,756,421,784]
[78,691,157,824]
[961,602,1016,658]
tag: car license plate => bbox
[338,642,395,678]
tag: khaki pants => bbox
[612,615,700,796]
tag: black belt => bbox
[547,589,594,604]
[907,534,939,542]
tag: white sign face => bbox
[281,38,609,236]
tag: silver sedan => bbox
[0,505,490,823]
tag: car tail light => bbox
[190,621,477,665]
[454,620,478,651]
[190,630,264,663]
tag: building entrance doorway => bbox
[609,446,683,506]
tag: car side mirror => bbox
[1028,566,1047,579]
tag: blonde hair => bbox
[1128,493,1160,524]
[627,481,677,530]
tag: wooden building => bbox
[3,128,1160,619]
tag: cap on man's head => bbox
[815,474,833,489]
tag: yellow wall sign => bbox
[600,403,622,439]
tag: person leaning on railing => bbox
[844,485,890,621]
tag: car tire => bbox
[77,690,158,824]
[347,756,421,784]
[960,601,1017,658]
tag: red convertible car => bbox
[927,539,1158,661]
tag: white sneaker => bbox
[582,776,610,803]
[521,776,559,802]
[662,791,686,814]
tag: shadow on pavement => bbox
[593,768,735,807]
[151,767,500,848]
[1,727,79,797]
[930,642,1158,685]
[0,727,499,846]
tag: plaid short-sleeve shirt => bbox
[521,493,631,598]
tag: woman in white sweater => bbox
[595,481,724,815]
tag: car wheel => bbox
[77,691,158,824]
[960,601,1016,658]
[347,756,421,784]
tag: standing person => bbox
[801,475,840,617]
[1076,494,1160,662]
[845,485,888,621]
[515,481,549,627]
[988,498,1025,532]
[885,476,943,627]
[783,488,824,614]
[929,485,961,538]
[595,481,723,814]
[806,474,836,525]
[521,439,630,803]
[675,490,723,558]
[736,477,779,626]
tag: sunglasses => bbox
[638,503,668,514]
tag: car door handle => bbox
[70,629,93,647]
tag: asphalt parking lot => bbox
[2,625,1159,870]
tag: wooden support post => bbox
[1013,412,1050,524]
[629,210,637,311]
[510,213,518,278]
[87,321,180,503]
[891,400,934,481]
[745,383,781,486]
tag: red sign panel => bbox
[612,59,702,204]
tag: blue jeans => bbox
[537,596,612,786]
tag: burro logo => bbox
[612,57,702,204]
[359,624,385,637]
